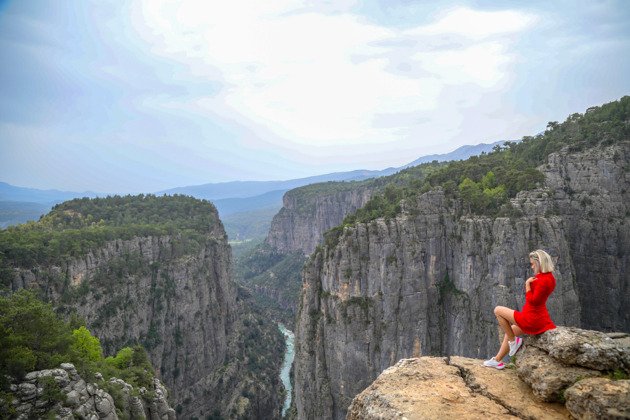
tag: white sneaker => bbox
[483,357,505,369]
[509,337,523,357]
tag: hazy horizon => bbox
[1,0,629,194]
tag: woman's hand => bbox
[525,277,535,293]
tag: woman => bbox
[484,249,557,369]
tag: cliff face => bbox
[541,142,630,331]
[9,219,283,418]
[266,186,373,255]
[293,142,630,419]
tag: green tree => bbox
[71,326,102,362]
[0,290,73,379]
[459,178,480,213]
[482,171,496,190]
[106,347,134,369]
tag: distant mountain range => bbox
[157,140,509,205]
[0,140,510,228]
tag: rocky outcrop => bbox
[347,357,569,420]
[266,185,372,254]
[564,378,630,419]
[8,363,175,420]
[294,141,630,419]
[347,327,630,420]
[514,327,630,403]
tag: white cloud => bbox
[129,0,538,159]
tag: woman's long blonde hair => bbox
[529,249,554,274]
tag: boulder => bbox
[526,327,630,374]
[564,378,630,419]
[515,346,599,402]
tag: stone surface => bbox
[346,357,569,420]
[7,363,176,420]
[526,326,630,374]
[515,346,599,402]
[564,378,630,420]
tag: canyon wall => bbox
[293,141,630,419]
[266,185,373,255]
[9,214,284,419]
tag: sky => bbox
[1,0,629,194]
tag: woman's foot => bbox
[483,357,505,369]
[509,336,523,357]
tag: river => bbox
[278,324,295,417]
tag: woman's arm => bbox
[525,277,553,306]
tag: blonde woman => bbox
[484,250,557,369]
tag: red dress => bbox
[513,272,556,335]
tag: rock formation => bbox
[8,363,175,420]
[266,184,373,255]
[347,327,630,420]
[7,203,284,419]
[294,140,630,419]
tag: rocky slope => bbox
[347,327,630,420]
[293,139,630,419]
[5,198,285,419]
[9,363,175,420]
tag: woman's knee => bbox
[494,306,505,317]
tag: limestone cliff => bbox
[293,139,630,419]
[541,143,630,331]
[5,197,284,419]
[266,185,372,255]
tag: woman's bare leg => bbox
[494,306,518,341]
[495,324,524,361]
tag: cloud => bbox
[130,0,538,157]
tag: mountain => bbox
[0,201,52,229]
[212,189,285,217]
[155,170,395,201]
[158,141,513,202]
[0,181,100,204]
[0,141,511,231]
[400,139,508,168]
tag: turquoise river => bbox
[278,324,295,417]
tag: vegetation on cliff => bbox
[1,194,289,419]
[322,96,630,249]
[0,290,158,418]
[0,194,222,286]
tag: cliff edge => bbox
[347,327,630,420]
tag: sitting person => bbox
[484,249,557,369]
